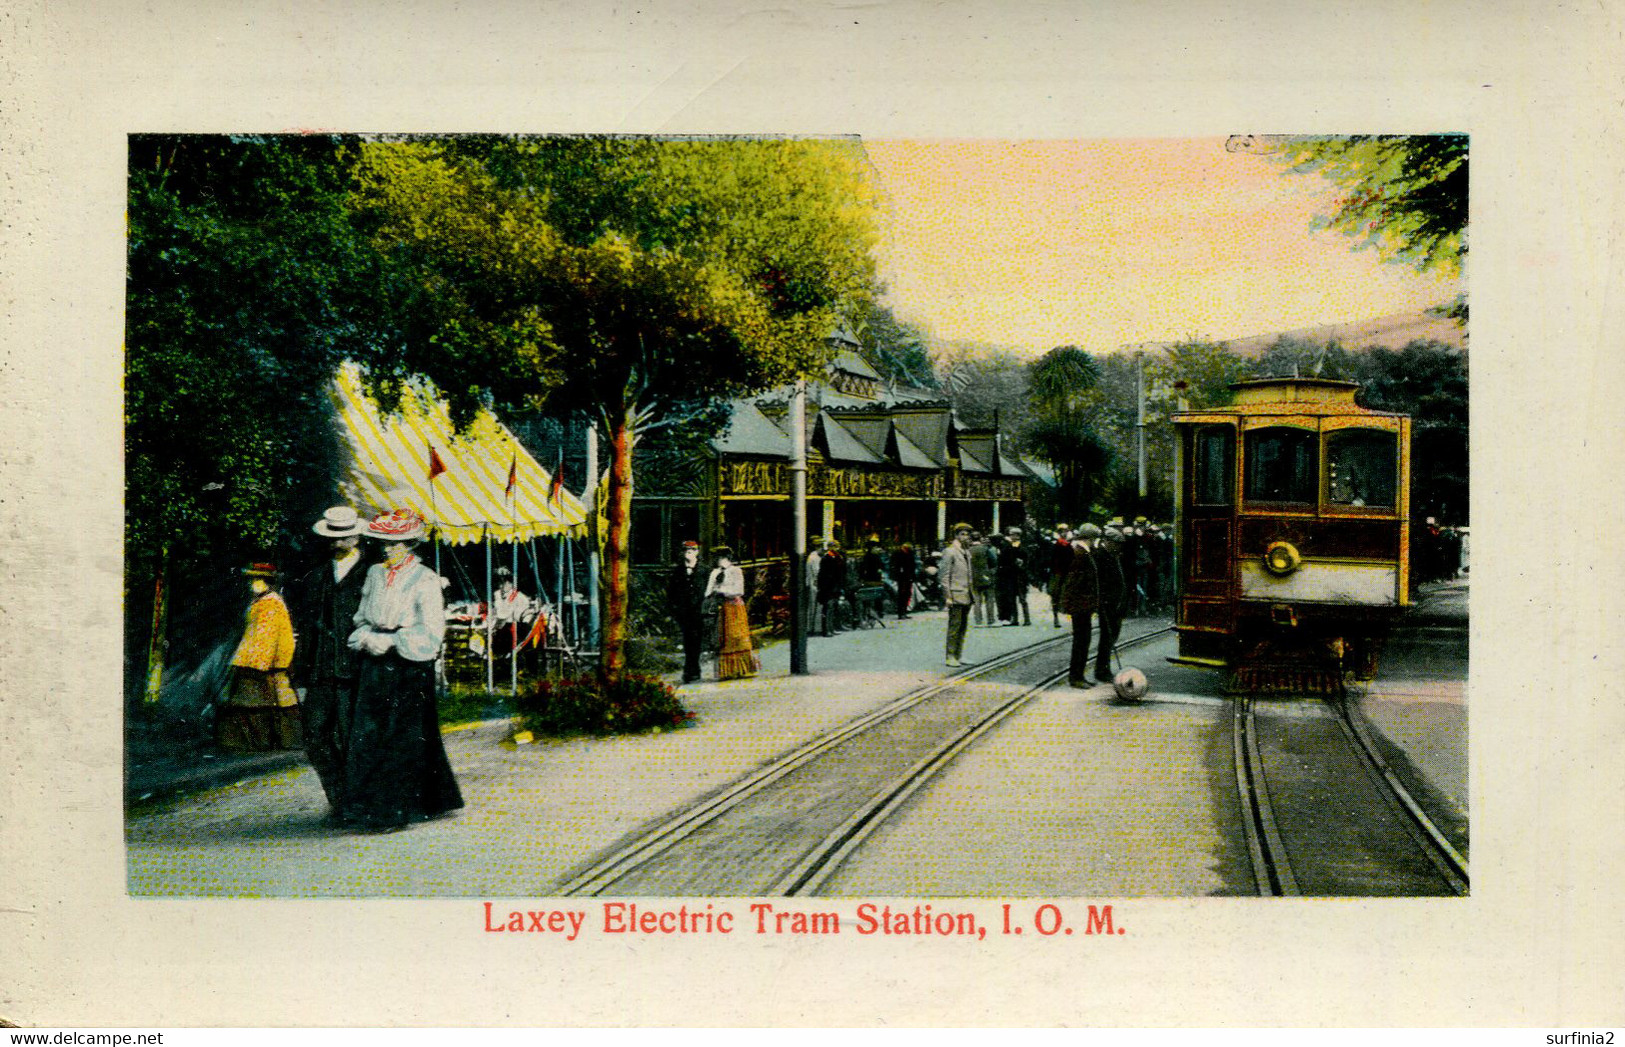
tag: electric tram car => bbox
[1169,377,1412,689]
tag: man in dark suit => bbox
[666,540,708,684]
[289,506,370,819]
[1092,527,1129,683]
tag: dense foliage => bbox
[348,136,882,679]
[1273,134,1468,275]
[126,136,401,585]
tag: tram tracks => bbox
[1234,685,1469,897]
[558,625,1172,897]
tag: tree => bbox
[1022,346,1113,523]
[1349,340,1469,524]
[854,302,937,392]
[1272,134,1468,276]
[1250,335,1356,380]
[351,136,880,680]
[125,135,407,696]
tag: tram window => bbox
[1244,427,1317,504]
[1194,427,1233,505]
[1326,429,1398,508]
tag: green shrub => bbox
[513,672,695,737]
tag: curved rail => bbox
[1236,688,1469,897]
[558,625,1170,896]
[1334,692,1470,895]
[781,626,1175,896]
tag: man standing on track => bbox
[1093,526,1129,683]
[940,524,974,667]
[1060,524,1102,686]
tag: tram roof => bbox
[1172,377,1407,420]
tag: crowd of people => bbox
[661,517,1178,684]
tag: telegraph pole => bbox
[1136,351,1148,507]
[789,377,809,675]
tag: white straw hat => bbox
[313,506,366,537]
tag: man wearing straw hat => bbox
[290,506,369,815]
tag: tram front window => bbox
[1326,429,1398,508]
[1244,427,1317,505]
[1194,426,1233,505]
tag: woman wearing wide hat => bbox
[217,563,302,752]
[340,508,464,831]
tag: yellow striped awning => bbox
[330,363,589,546]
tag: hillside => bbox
[1217,309,1466,357]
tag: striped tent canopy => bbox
[330,362,589,546]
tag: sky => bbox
[863,138,1462,357]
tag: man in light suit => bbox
[940,524,975,667]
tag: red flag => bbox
[519,612,547,651]
[427,444,447,482]
[504,454,517,501]
[548,449,564,505]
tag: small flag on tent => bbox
[428,444,447,482]
[504,453,518,501]
[549,449,564,505]
[519,611,547,651]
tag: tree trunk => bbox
[599,405,637,682]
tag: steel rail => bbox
[557,623,1170,896]
[779,626,1175,896]
[1234,696,1300,896]
[555,631,1069,895]
[1332,691,1470,895]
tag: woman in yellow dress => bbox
[705,546,759,681]
[216,562,302,751]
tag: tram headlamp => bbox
[1262,540,1302,576]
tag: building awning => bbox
[892,428,938,470]
[713,400,791,459]
[958,447,991,473]
[817,413,884,464]
[331,363,589,546]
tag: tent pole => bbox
[511,537,519,697]
[585,422,600,653]
[484,525,493,694]
[565,534,576,647]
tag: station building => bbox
[629,333,1043,610]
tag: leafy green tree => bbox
[125,135,407,694]
[1272,134,1467,275]
[351,136,879,680]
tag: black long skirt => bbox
[339,651,464,829]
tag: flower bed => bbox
[512,672,695,737]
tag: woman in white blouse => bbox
[704,546,759,680]
[340,508,464,832]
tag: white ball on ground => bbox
[1113,667,1149,701]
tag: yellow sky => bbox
[864,138,1462,355]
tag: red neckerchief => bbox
[384,553,418,588]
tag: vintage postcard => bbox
[2,0,1621,1030]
